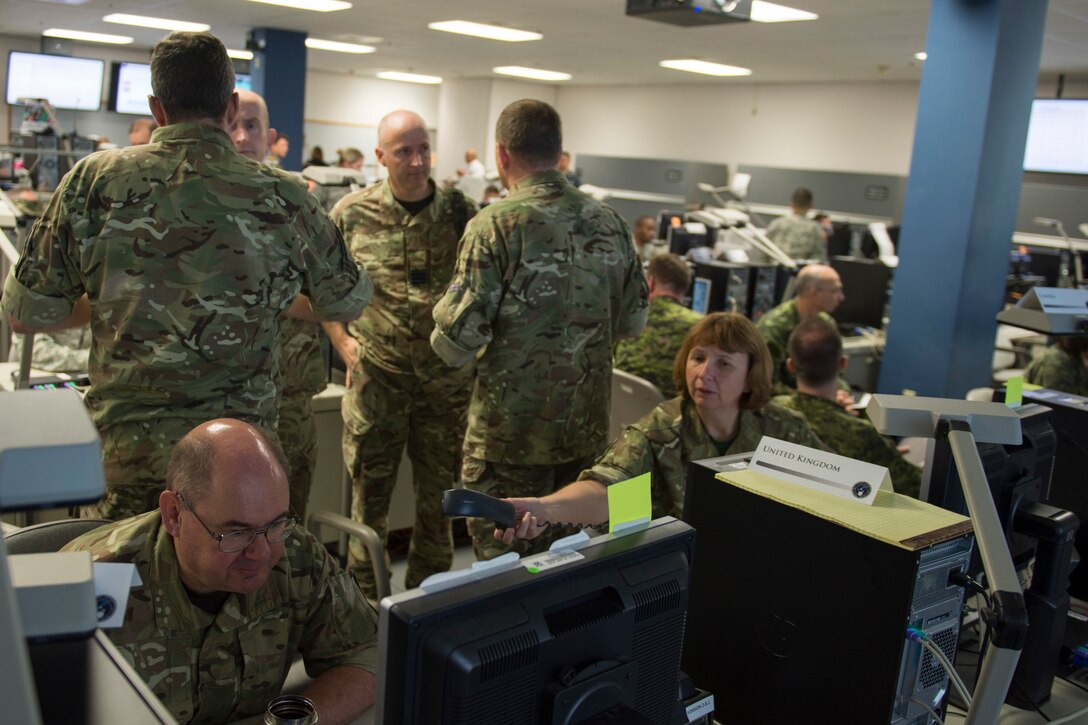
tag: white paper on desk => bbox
[747,436,891,505]
[93,562,141,628]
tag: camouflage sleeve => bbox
[615,216,649,340]
[1025,350,1088,396]
[783,416,832,453]
[294,194,372,322]
[856,427,922,498]
[430,226,504,368]
[578,425,656,487]
[8,329,90,372]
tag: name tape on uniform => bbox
[747,436,891,505]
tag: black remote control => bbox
[441,489,518,529]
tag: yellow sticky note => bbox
[1023,382,1042,391]
[607,472,652,533]
[1006,376,1023,408]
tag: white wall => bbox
[436,79,492,183]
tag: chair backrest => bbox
[610,369,666,442]
[3,518,111,554]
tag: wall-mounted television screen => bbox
[6,51,104,111]
[1023,99,1088,175]
[109,61,152,115]
[236,73,253,91]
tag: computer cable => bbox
[906,628,974,707]
[906,696,945,725]
[1047,701,1088,725]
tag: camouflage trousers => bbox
[462,453,598,561]
[343,356,471,599]
[278,390,318,520]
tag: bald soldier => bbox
[3,32,371,520]
[230,88,328,520]
[323,110,477,598]
[64,420,378,724]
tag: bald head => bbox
[794,264,844,316]
[230,89,275,162]
[128,118,155,146]
[376,110,432,202]
[465,148,478,163]
[378,110,427,147]
[166,419,287,502]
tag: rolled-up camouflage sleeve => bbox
[295,193,373,322]
[430,228,503,368]
[578,426,655,487]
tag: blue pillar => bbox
[248,28,306,171]
[878,0,1049,398]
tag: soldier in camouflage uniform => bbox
[230,88,326,520]
[1025,337,1088,397]
[614,253,702,395]
[772,318,920,497]
[8,326,91,371]
[2,32,371,521]
[431,100,648,559]
[323,110,477,597]
[62,419,378,724]
[765,187,827,262]
[494,313,826,542]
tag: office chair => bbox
[306,510,390,601]
[3,517,110,554]
[610,369,666,442]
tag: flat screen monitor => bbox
[829,255,893,332]
[6,51,104,111]
[1024,99,1088,174]
[656,210,684,241]
[108,61,152,115]
[376,518,695,725]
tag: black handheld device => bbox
[441,489,518,529]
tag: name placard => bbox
[747,436,891,505]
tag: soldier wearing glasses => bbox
[63,419,378,725]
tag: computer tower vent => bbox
[478,630,539,682]
[912,561,966,611]
[918,626,959,689]
[633,579,682,623]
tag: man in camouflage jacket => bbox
[3,33,371,520]
[8,326,90,372]
[324,110,477,597]
[63,419,378,724]
[431,100,648,559]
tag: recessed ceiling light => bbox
[428,20,542,42]
[42,28,134,44]
[247,0,351,11]
[227,48,254,60]
[914,52,928,61]
[305,38,376,54]
[749,1,818,23]
[102,13,210,32]
[659,59,752,77]
[376,71,443,85]
[493,66,570,82]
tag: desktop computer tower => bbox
[682,456,974,724]
[690,261,751,316]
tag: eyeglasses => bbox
[176,492,296,553]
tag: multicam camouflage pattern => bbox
[613,296,703,396]
[62,511,378,725]
[756,299,840,393]
[431,170,649,465]
[2,123,371,519]
[278,315,326,519]
[773,392,921,498]
[8,326,91,372]
[581,397,827,520]
[766,214,827,262]
[1025,345,1088,397]
[332,180,476,595]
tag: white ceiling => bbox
[2,0,1087,86]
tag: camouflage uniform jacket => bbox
[756,299,843,393]
[333,179,477,374]
[431,170,649,465]
[765,213,827,262]
[8,326,91,372]
[773,392,921,497]
[1,123,371,431]
[62,511,378,724]
[580,397,826,520]
[279,317,325,399]
[614,296,702,396]
[1025,345,1088,397]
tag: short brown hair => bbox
[648,253,692,295]
[788,317,842,385]
[151,32,235,122]
[672,312,773,409]
[791,187,813,208]
[495,99,562,168]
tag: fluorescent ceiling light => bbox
[376,71,443,85]
[227,48,254,60]
[750,1,818,23]
[493,66,570,82]
[428,20,541,42]
[914,52,928,61]
[305,38,376,54]
[42,28,134,44]
[247,0,352,11]
[659,59,752,77]
[103,13,210,32]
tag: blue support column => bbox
[248,28,306,171]
[878,0,1049,398]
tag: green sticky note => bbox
[1006,376,1023,409]
[607,472,652,533]
[1022,382,1042,392]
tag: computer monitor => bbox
[376,518,695,725]
[108,62,152,115]
[829,255,893,331]
[656,210,684,241]
[667,227,709,257]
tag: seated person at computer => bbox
[765,187,827,262]
[614,253,702,395]
[8,326,90,372]
[63,419,378,725]
[1025,335,1088,397]
[494,312,826,540]
[773,318,921,497]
